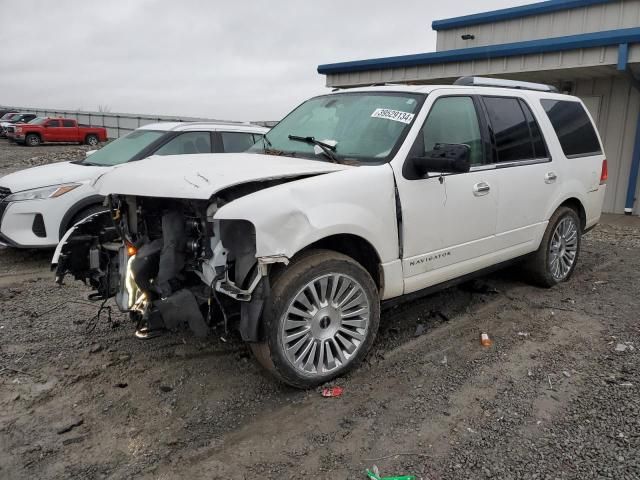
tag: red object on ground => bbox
[321,386,344,398]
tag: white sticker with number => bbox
[370,108,415,124]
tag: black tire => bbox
[250,249,380,389]
[85,134,99,146]
[525,206,581,288]
[66,204,108,233]
[25,133,41,147]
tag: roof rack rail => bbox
[454,76,559,93]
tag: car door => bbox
[479,95,558,254]
[61,119,78,142]
[392,91,500,294]
[44,119,62,141]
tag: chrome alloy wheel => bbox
[549,216,578,280]
[280,273,371,375]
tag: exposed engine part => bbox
[154,289,208,337]
[53,210,120,299]
[215,268,264,302]
[55,193,271,338]
[186,238,201,254]
[156,210,186,297]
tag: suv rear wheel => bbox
[527,206,581,287]
[250,249,380,388]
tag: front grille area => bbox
[32,214,47,238]
[6,126,15,133]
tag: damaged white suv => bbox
[53,77,607,388]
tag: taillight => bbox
[600,159,608,185]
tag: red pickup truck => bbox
[13,118,108,147]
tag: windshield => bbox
[29,117,48,125]
[82,130,166,166]
[249,92,424,163]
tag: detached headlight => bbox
[5,183,82,202]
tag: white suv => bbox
[53,78,607,388]
[0,122,268,247]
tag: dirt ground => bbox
[0,139,639,479]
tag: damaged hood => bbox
[93,153,352,199]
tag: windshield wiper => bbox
[287,135,340,164]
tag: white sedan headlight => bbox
[5,183,82,202]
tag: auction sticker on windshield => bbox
[371,108,415,124]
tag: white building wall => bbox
[575,76,640,214]
[436,0,640,51]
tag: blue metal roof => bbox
[432,0,616,31]
[317,26,640,75]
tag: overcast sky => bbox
[1,0,529,121]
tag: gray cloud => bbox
[1,0,525,121]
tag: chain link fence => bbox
[0,105,277,139]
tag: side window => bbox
[154,132,212,155]
[62,120,75,127]
[483,96,540,163]
[47,120,61,127]
[541,99,602,157]
[519,100,548,159]
[221,132,258,153]
[420,96,484,166]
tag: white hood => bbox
[93,153,351,199]
[0,161,109,192]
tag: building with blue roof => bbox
[318,0,640,215]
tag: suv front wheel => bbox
[527,206,581,287]
[251,250,380,388]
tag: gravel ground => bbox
[0,138,94,177]
[0,140,639,479]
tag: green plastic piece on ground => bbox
[366,469,415,480]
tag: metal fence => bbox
[0,105,277,139]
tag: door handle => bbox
[545,171,557,183]
[473,182,491,196]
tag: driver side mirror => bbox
[410,143,471,177]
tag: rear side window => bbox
[154,131,212,155]
[541,99,602,157]
[221,132,259,153]
[482,96,548,163]
[62,120,75,127]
